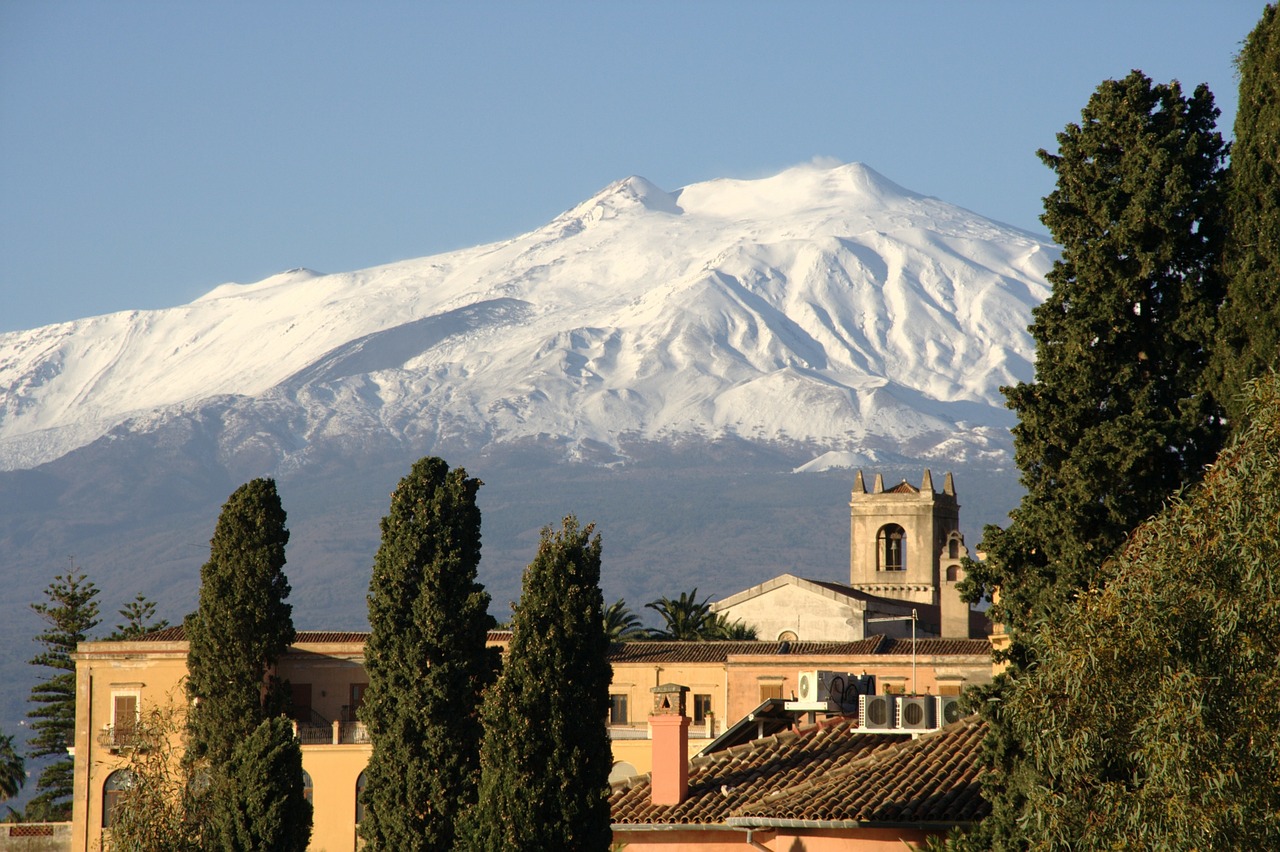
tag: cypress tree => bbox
[467,516,612,852]
[207,716,312,852]
[26,570,100,820]
[957,71,1227,850]
[360,457,494,851]
[185,478,295,769]
[1211,4,1280,425]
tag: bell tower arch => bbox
[848,469,960,608]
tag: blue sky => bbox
[0,2,1264,333]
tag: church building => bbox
[712,470,984,641]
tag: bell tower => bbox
[848,469,960,610]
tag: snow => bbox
[0,161,1055,472]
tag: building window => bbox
[692,693,712,725]
[110,691,140,748]
[759,683,783,702]
[289,683,313,724]
[301,770,313,805]
[877,524,906,571]
[609,694,628,725]
[102,769,134,828]
[777,630,798,642]
[355,771,367,825]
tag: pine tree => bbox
[108,594,170,640]
[359,457,494,852]
[957,71,1228,850]
[206,716,312,852]
[995,374,1280,846]
[26,570,100,820]
[467,516,612,852]
[1211,4,1280,425]
[184,479,295,770]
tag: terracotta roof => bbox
[607,639,886,664]
[878,637,992,656]
[610,716,987,828]
[132,627,510,645]
[734,717,988,825]
[885,480,920,494]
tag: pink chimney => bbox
[649,683,690,806]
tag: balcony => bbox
[607,718,718,740]
[97,724,147,753]
[294,720,370,745]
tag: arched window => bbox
[355,770,367,825]
[102,769,134,828]
[302,770,313,805]
[946,563,960,582]
[777,630,798,642]
[877,524,906,571]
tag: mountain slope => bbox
[0,162,1053,473]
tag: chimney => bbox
[649,683,690,806]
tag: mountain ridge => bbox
[0,161,1054,473]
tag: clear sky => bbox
[0,2,1265,333]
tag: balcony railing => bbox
[97,724,148,753]
[294,720,370,745]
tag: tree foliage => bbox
[26,569,100,820]
[986,375,1280,848]
[0,735,23,802]
[645,589,719,640]
[1211,4,1280,424]
[104,700,207,852]
[108,594,170,641]
[360,457,494,852]
[964,69,1227,653]
[207,717,311,852]
[467,516,613,852]
[603,598,649,642]
[956,71,1229,850]
[185,478,295,769]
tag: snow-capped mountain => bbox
[0,162,1053,474]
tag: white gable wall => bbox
[717,583,866,642]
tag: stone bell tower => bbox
[848,470,970,635]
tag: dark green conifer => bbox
[185,478,295,769]
[108,593,170,640]
[26,570,100,820]
[957,71,1227,850]
[467,516,612,852]
[1211,4,1280,425]
[207,716,312,852]
[359,457,494,851]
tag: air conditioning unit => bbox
[899,696,935,730]
[797,670,823,703]
[937,694,965,726]
[859,694,897,731]
[799,671,877,712]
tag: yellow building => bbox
[70,627,990,852]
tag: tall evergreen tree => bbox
[466,517,612,852]
[185,479,295,769]
[108,594,170,640]
[993,374,1280,847]
[26,570,100,820]
[207,716,312,852]
[957,71,1228,850]
[1211,4,1280,425]
[359,457,494,852]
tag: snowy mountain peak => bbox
[0,162,1054,473]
